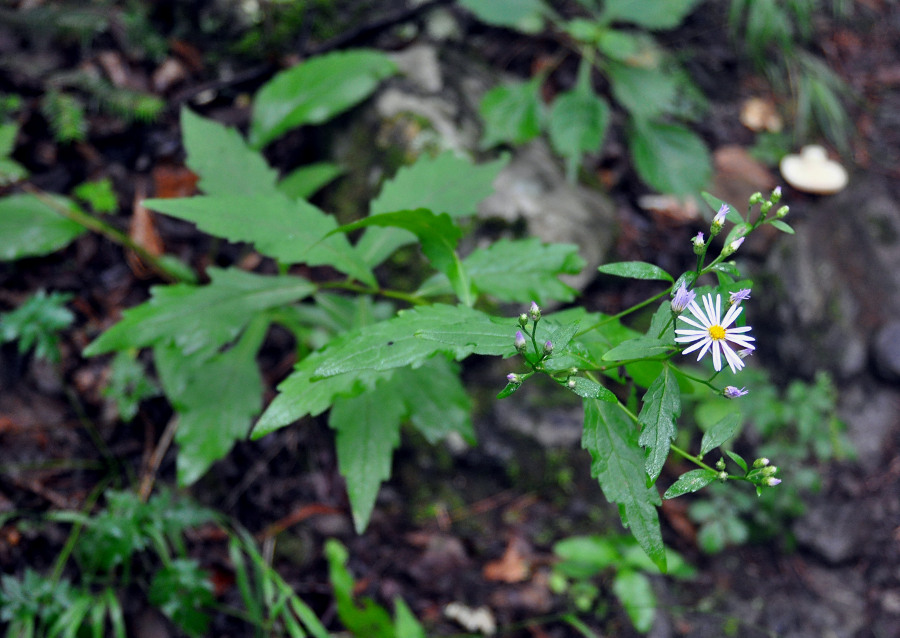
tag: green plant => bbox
[464,0,711,193]
[0,290,74,363]
[0,122,28,186]
[73,178,118,215]
[551,534,694,633]
[682,369,851,552]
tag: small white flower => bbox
[675,293,755,373]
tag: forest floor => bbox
[1,2,899,637]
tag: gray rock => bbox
[793,501,867,564]
[839,384,900,462]
[873,320,900,381]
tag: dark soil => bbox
[1,2,899,637]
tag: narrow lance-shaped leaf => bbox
[638,365,681,483]
[663,469,717,499]
[582,398,666,571]
[699,413,742,457]
[85,268,316,356]
[598,261,673,282]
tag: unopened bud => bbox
[692,232,705,254]
[710,204,728,236]
[770,186,782,203]
[776,205,789,219]
[753,457,770,468]
[765,477,782,487]
[760,200,773,215]
[749,192,764,205]
[671,282,695,314]
[722,236,744,257]
[529,301,541,322]
[518,313,528,328]
[506,373,521,385]
[514,331,527,352]
[543,340,553,356]
[567,378,576,389]
[715,458,726,471]
[761,465,778,477]
[717,471,728,481]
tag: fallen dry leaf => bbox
[483,536,530,583]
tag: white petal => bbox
[721,303,743,328]
[722,343,745,373]
[702,295,717,323]
[687,299,710,327]
[711,340,722,371]
[677,315,706,330]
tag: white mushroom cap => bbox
[779,145,848,194]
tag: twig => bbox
[138,415,179,501]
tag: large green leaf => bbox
[277,162,345,200]
[370,151,508,218]
[601,0,704,29]
[607,62,678,120]
[250,49,398,149]
[479,77,544,149]
[331,356,474,532]
[663,468,717,499]
[638,365,681,483]
[699,413,742,457]
[85,268,315,356]
[421,238,583,303]
[549,70,610,179]
[582,399,666,571]
[612,570,656,633]
[0,194,86,260]
[602,337,672,362]
[144,195,375,285]
[458,0,546,33]
[155,318,267,485]
[333,209,471,304]
[629,119,711,195]
[330,386,406,533]
[181,108,279,197]
[314,304,515,378]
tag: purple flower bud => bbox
[765,477,782,487]
[543,340,553,356]
[514,331,527,352]
[671,282,695,313]
[753,457,770,468]
[723,385,748,399]
[529,301,541,321]
[507,373,521,385]
[713,204,728,225]
[728,288,751,305]
[771,186,782,203]
[723,236,744,257]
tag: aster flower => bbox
[675,293,755,373]
[723,236,745,257]
[729,288,751,305]
[692,232,705,248]
[671,282,695,314]
[723,385,748,399]
[711,204,728,235]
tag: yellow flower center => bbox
[708,325,726,340]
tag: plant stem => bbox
[669,443,716,472]
[22,183,190,283]
[578,287,672,336]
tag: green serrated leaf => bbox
[85,268,315,356]
[602,337,672,361]
[181,108,279,197]
[725,449,748,474]
[419,238,584,304]
[601,0,704,29]
[700,192,743,224]
[479,77,544,149]
[155,317,267,486]
[598,261,673,282]
[629,119,711,195]
[567,376,617,402]
[612,569,656,633]
[144,195,375,285]
[608,62,678,120]
[458,0,546,33]
[250,49,398,148]
[638,366,681,483]
[663,469,717,499]
[0,194,87,260]
[549,80,610,179]
[277,162,345,200]
[699,413,742,457]
[330,386,406,533]
[0,289,74,362]
[333,209,472,304]
[770,219,795,234]
[391,358,474,444]
[314,304,515,378]
[582,399,666,571]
